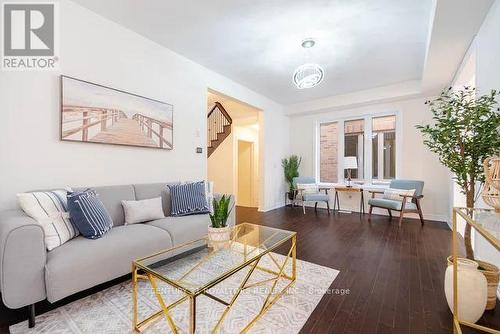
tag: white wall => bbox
[208,133,234,196]
[208,120,261,208]
[467,0,500,285]
[234,122,260,208]
[476,0,500,97]
[0,0,289,211]
[288,96,451,221]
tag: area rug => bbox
[10,252,338,334]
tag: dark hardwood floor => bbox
[237,206,499,334]
[0,206,498,333]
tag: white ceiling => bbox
[72,0,434,105]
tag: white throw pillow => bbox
[296,183,319,194]
[122,197,165,225]
[383,188,416,203]
[17,189,79,251]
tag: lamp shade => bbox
[344,156,358,169]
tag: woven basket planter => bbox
[207,226,231,250]
[447,256,499,310]
[483,157,500,212]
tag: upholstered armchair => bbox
[292,176,330,215]
[368,179,424,227]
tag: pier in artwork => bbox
[61,105,173,149]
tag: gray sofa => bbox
[0,182,234,326]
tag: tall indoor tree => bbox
[416,87,500,259]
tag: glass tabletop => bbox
[134,223,296,294]
[455,207,500,249]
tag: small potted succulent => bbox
[208,195,233,250]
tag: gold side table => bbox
[452,208,500,334]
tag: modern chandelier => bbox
[293,38,324,89]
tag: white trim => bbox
[260,202,285,212]
[338,119,345,182]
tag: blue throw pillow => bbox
[67,189,113,239]
[168,181,210,216]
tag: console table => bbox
[333,186,365,214]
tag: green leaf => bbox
[416,88,500,204]
[282,155,302,191]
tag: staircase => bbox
[207,102,232,157]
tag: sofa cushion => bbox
[133,182,180,216]
[146,214,210,246]
[303,193,329,202]
[74,185,135,226]
[45,224,172,302]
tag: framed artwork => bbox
[60,75,173,149]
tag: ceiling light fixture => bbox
[293,63,324,89]
[301,38,316,48]
[293,38,324,89]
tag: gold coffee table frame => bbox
[132,223,297,333]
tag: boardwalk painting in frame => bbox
[61,76,173,149]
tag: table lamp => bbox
[344,156,358,187]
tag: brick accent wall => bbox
[320,122,338,183]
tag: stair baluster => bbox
[207,102,232,158]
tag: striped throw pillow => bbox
[296,183,319,194]
[17,190,79,251]
[67,189,113,239]
[168,181,210,216]
[383,188,415,203]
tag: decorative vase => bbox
[444,257,487,323]
[447,256,500,311]
[207,225,231,250]
[482,157,500,212]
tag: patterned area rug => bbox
[10,252,338,334]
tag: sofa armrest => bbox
[214,193,236,227]
[0,210,46,309]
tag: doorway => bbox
[207,90,261,209]
[237,140,255,207]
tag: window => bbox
[319,122,338,183]
[372,115,396,180]
[317,114,398,184]
[344,119,364,179]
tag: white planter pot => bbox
[444,257,488,323]
[207,225,231,250]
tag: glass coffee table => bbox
[132,223,297,334]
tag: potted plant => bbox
[417,87,500,312]
[416,87,500,259]
[208,195,234,250]
[282,155,302,200]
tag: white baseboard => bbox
[259,202,286,212]
[259,201,448,223]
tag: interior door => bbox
[237,140,254,207]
